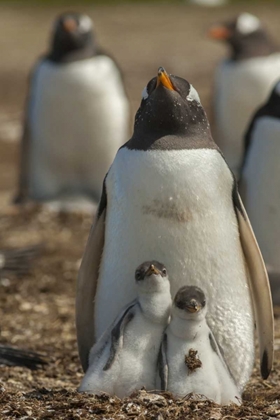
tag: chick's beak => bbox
[156,67,175,91]
[186,299,201,313]
[208,25,231,40]
[146,264,160,276]
[63,18,78,32]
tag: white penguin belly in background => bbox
[158,286,240,405]
[214,54,280,177]
[79,261,171,397]
[29,56,129,202]
[242,117,280,271]
[95,147,254,389]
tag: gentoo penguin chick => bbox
[76,67,273,391]
[14,12,129,209]
[240,80,280,278]
[78,261,172,397]
[158,286,240,405]
[209,12,280,178]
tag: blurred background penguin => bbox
[13,12,130,213]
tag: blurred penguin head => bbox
[209,13,275,61]
[49,12,95,61]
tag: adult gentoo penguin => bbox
[158,286,240,404]
[79,261,172,397]
[14,12,129,207]
[240,80,280,279]
[76,67,273,391]
[209,12,280,178]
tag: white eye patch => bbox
[236,13,260,35]
[79,15,93,32]
[187,84,201,103]
[141,86,149,100]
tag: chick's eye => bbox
[162,268,167,276]
[135,271,142,280]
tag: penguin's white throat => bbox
[138,289,171,324]
[170,306,207,339]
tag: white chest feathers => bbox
[28,56,129,202]
[79,289,172,398]
[241,116,280,270]
[214,53,280,178]
[161,316,241,405]
[95,147,254,390]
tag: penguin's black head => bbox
[174,286,206,316]
[127,67,213,150]
[209,13,276,61]
[49,13,95,62]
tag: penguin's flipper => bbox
[103,302,136,371]
[209,331,235,379]
[13,61,42,205]
[234,188,274,379]
[158,333,168,391]
[76,181,107,372]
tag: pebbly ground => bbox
[0,2,280,419]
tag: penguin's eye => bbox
[162,268,167,276]
[135,270,142,281]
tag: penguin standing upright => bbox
[76,67,273,392]
[209,13,280,178]
[240,80,280,275]
[14,12,130,208]
[79,261,172,397]
[158,286,240,405]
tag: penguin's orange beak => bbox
[208,25,231,40]
[63,18,78,32]
[157,67,175,91]
[146,264,160,276]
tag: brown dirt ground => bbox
[1,2,280,419]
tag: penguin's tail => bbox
[0,244,44,276]
[0,346,47,370]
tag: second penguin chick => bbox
[158,286,241,405]
[79,261,172,397]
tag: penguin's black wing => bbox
[0,346,47,370]
[232,181,274,380]
[102,300,136,371]
[13,58,44,205]
[209,330,235,379]
[158,333,168,391]
[241,104,266,175]
[76,177,107,372]
[0,244,43,276]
